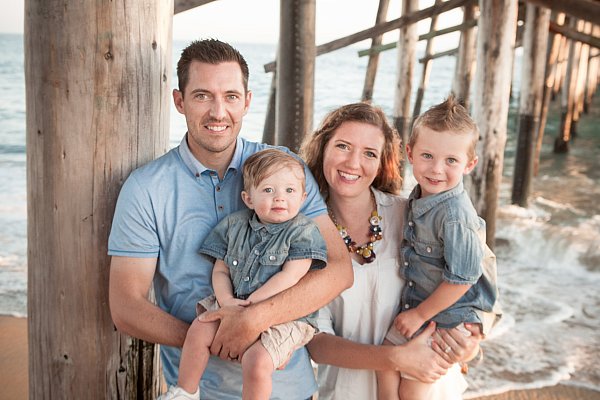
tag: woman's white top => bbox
[315,189,467,400]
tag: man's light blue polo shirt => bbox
[108,135,326,399]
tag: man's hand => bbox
[198,304,262,361]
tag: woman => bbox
[300,103,482,399]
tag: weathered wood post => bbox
[412,0,442,119]
[511,4,550,207]
[25,1,172,398]
[468,0,518,247]
[452,3,478,109]
[584,25,600,112]
[393,0,419,148]
[362,0,391,102]
[555,18,583,152]
[262,69,277,145]
[276,0,316,152]
[534,12,565,176]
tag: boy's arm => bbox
[414,281,472,322]
[199,214,353,360]
[247,259,312,304]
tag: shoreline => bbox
[2,315,598,400]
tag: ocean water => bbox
[1,33,599,397]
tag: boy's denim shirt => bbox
[400,181,501,332]
[199,208,327,322]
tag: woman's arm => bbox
[307,322,451,383]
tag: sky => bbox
[0,0,463,48]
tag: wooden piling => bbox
[469,0,518,247]
[393,0,419,147]
[534,12,565,176]
[25,0,171,398]
[511,4,550,207]
[276,0,316,152]
[412,0,442,119]
[262,69,277,145]
[555,18,583,152]
[362,0,390,102]
[584,25,600,112]
[452,3,478,109]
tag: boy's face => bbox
[241,166,307,224]
[406,127,478,197]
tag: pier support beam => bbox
[362,0,391,102]
[276,0,316,152]
[25,0,172,398]
[469,0,518,247]
[512,4,550,207]
[393,0,419,150]
[452,3,478,109]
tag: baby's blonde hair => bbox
[242,148,306,192]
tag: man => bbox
[108,39,352,399]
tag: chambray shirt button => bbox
[404,261,408,267]
[243,276,250,282]
[408,221,414,227]
[232,260,238,266]
[408,281,414,287]
[426,246,432,253]
[254,249,260,256]
[216,186,221,192]
[404,304,410,309]
[269,255,276,261]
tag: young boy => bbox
[377,95,501,400]
[160,149,327,400]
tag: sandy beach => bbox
[2,315,598,400]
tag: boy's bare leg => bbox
[177,318,219,394]
[376,338,401,400]
[241,341,275,400]
[398,378,434,400]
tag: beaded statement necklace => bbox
[327,193,383,263]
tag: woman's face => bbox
[322,121,385,199]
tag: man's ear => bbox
[173,89,185,114]
[243,90,252,116]
[464,156,478,175]
[241,191,253,209]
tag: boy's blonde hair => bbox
[242,148,306,192]
[410,95,479,161]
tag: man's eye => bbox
[226,95,239,101]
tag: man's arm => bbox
[109,256,189,347]
[200,214,353,359]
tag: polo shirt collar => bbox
[409,180,464,217]
[178,134,244,177]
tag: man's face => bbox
[173,61,252,163]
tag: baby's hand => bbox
[220,298,251,308]
[394,309,425,339]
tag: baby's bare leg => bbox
[376,338,401,400]
[177,318,219,394]
[241,341,275,400]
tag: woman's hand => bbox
[431,323,482,364]
[390,321,452,383]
